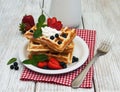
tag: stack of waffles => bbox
[24,27,76,64]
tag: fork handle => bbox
[71,53,100,88]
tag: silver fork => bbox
[71,35,114,88]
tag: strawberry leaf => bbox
[33,29,42,38]
[19,23,26,33]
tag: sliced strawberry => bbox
[51,17,57,25]
[48,61,62,69]
[48,58,62,69]
[47,18,52,26]
[47,17,63,30]
[55,21,63,30]
[57,24,62,30]
[49,58,60,65]
[37,61,48,68]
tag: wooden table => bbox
[0,0,120,92]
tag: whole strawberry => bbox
[19,15,35,34]
[22,15,35,27]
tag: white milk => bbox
[48,0,82,27]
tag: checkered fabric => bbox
[20,29,96,88]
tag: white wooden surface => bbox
[81,0,120,92]
[0,0,120,92]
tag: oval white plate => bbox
[19,36,89,74]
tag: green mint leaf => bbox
[33,54,48,61]
[7,58,17,65]
[22,59,33,64]
[42,24,47,27]
[22,59,37,66]
[34,14,46,38]
[36,23,42,30]
[22,54,48,66]
[33,29,42,38]
[38,14,46,26]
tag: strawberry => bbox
[37,61,48,68]
[22,15,35,27]
[47,18,52,26]
[51,17,57,25]
[55,21,63,30]
[49,58,60,65]
[47,17,63,30]
[48,58,62,69]
[24,23,32,31]
[19,15,35,33]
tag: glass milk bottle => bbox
[48,0,82,28]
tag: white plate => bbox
[19,36,89,74]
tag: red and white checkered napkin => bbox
[20,29,96,88]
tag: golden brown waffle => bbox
[24,26,36,39]
[40,27,76,52]
[27,40,74,53]
[45,51,73,64]
[24,26,41,43]
[27,41,50,52]
[28,42,74,64]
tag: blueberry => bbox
[60,62,66,66]
[14,66,19,70]
[62,64,67,68]
[10,65,14,69]
[72,60,76,63]
[55,33,59,38]
[58,41,62,44]
[13,62,18,66]
[50,36,54,40]
[62,33,67,38]
[30,30,34,33]
[72,56,79,63]
[74,57,79,61]
[60,62,67,68]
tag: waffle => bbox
[28,42,74,64]
[27,41,50,52]
[24,26,41,43]
[27,40,74,53]
[25,26,76,63]
[40,27,76,52]
[24,26,36,39]
[44,50,73,64]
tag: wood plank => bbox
[36,83,94,92]
[0,0,43,91]
[81,0,120,92]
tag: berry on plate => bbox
[37,61,48,68]
[48,58,62,69]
